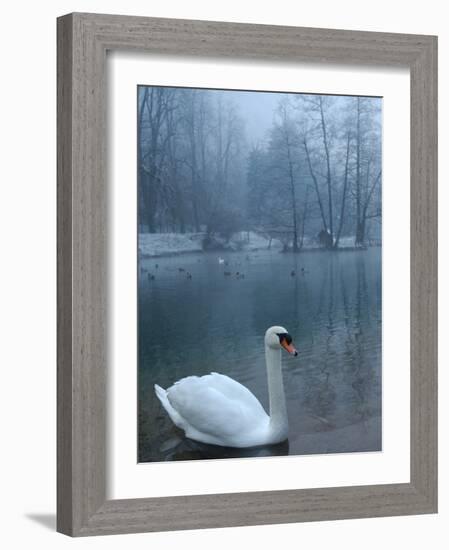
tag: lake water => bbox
[138,247,382,462]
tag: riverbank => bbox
[138,232,377,258]
[139,231,282,258]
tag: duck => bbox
[218,257,225,264]
[154,326,297,448]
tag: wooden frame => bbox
[57,12,438,536]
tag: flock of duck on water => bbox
[140,254,309,282]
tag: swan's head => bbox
[265,326,298,356]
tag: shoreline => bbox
[139,244,380,259]
[138,231,380,259]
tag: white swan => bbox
[154,326,297,448]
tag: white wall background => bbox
[0,1,445,548]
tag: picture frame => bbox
[57,12,437,536]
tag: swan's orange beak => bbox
[281,340,298,356]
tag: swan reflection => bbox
[160,433,290,461]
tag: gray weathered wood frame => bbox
[57,12,438,537]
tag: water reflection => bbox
[138,248,382,462]
[156,431,290,461]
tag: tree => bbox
[334,131,352,248]
[138,87,176,232]
[296,95,339,248]
[352,97,382,246]
[206,95,245,234]
[137,85,382,252]
[262,98,305,251]
[179,90,202,232]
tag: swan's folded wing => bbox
[205,372,267,414]
[166,376,267,439]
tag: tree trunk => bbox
[186,93,200,232]
[355,98,363,246]
[285,137,299,252]
[318,97,334,244]
[334,131,351,248]
[303,137,328,233]
[359,170,381,246]
[356,220,365,246]
[299,184,310,249]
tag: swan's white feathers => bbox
[154,384,187,430]
[159,373,269,447]
[203,372,266,412]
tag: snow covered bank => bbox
[138,231,281,258]
[139,233,204,258]
[138,231,373,258]
[301,235,358,249]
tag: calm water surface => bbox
[138,248,382,462]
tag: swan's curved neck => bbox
[265,345,288,439]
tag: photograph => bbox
[137,85,382,463]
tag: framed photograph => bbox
[57,13,437,536]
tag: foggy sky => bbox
[201,88,381,147]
